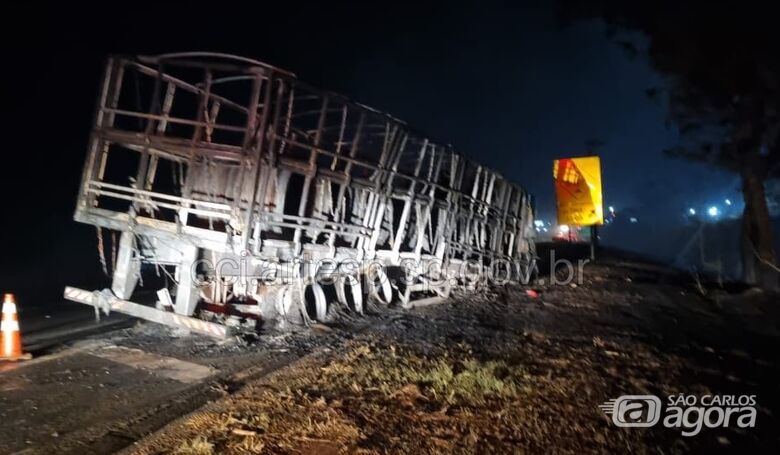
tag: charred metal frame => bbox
[65,53,535,333]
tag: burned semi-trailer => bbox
[64,53,535,337]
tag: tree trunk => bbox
[740,169,779,290]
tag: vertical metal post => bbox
[145,81,177,192]
[590,225,598,261]
[413,151,443,257]
[135,64,166,194]
[293,95,329,246]
[357,123,396,254]
[328,111,365,248]
[232,71,262,222]
[368,132,407,253]
[179,68,213,227]
[81,58,121,209]
[392,139,428,254]
[252,78,286,254]
[242,72,272,251]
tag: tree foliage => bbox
[563,0,780,176]
[562,0,780,287]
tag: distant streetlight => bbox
[725,199,732,206]
[688,208,696,215]
[708,206,719,217]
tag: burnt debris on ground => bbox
[120,254,780,454]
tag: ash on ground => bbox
[124,255,780,454]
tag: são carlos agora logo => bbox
[600,394,757,436]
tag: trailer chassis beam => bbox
[63,286,230,339]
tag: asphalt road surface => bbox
[12,300,131,359]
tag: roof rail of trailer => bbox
[138,52,297,77]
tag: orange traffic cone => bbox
[1,293,32,361]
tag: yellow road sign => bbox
[553,156,603,226]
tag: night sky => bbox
[2,1,735,303]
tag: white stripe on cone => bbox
[1,320,19,332]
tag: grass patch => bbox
[174,436,214,455]
[317,344,524,406]
[410,358,518,404]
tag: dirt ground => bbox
[117,256,780,454]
